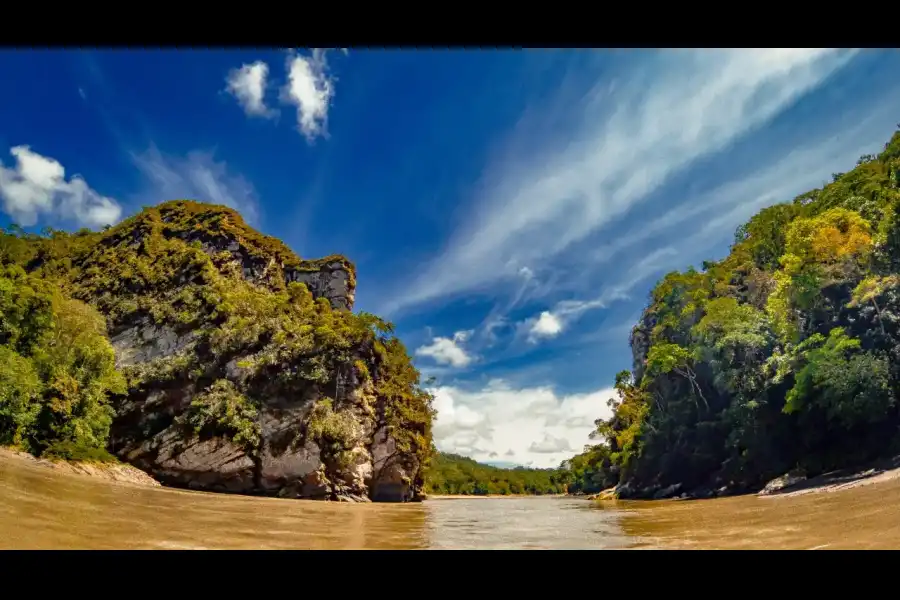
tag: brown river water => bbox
[3,452,900,549]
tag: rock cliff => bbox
[5,200,433,502]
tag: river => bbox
[3,453,900,549]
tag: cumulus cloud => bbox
[415,330,474,368]
[225,61,277,118]
[528,311,563,341]
[384,49,858,316]
[430,380,615,468]
[281,49,335,142]
[131,146,260,225]
[0,145,122,228]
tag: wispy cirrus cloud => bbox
[511,98,900,347]
[131,146,261,225]
[383,49,858,317]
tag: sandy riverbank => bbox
[0,447,160,488]
[590,454,900,502]
[760,455,900,499]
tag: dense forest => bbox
[565,126,900,499]
[0,201,434,501]
[424,452,567,496]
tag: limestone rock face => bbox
[190,232,355,311]
[108,318,423,503]
[285,262,355,311]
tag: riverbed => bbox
[2,452,899,549]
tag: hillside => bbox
[566,126,900,500]
[424,452,567,496]
[0,200,433,502]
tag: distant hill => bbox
[483,460,521,469]
[424,452,567,495]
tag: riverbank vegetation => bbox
[564,126,900,499]
[0,265,123,462]
[424,452,567,495]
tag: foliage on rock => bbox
[182,379,262,454]
[0,200,433,496]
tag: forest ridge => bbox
[565,126,900,499]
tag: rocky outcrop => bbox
[107,316,421,503]
[285,261,355,311]
[629,313,655,384]
[3,200,429,503]
[759,470,808,496]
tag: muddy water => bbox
[3,453,900,549]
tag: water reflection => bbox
[424,497,630,549]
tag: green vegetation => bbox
[424,452,567,496]
[182,379,262,455]
[306,397,363,468]
[566,126,900,499]
[0,200,432,484]
[0,265,124,461]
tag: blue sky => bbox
[2,49,900,468]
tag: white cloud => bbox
[0,145,122,228]
[431,380,614,468]
[529,311,563,340]
[385,49,857,315]
[225,61,277,118]
[281,49,335,142]
[415,330,474,368]
[131,146,260,225]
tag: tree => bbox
[847,275,900,334]
[645,343,708,411]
